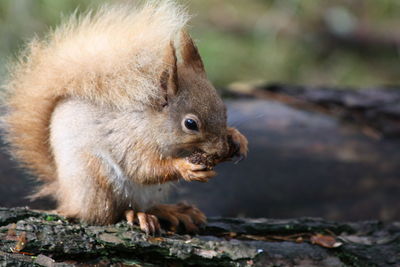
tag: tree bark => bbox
[1,207,399,266]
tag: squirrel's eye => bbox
[182,114,201,134]
[184,118,198,131]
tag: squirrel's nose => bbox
[207,137,229,158]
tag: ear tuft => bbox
[179,30,205,73]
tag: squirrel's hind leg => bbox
[50,99,125,225]
[124,209,161,235]
[55,151,124,225]
[147,203,207,234]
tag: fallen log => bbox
[1,207,399,266]
[226,83,400,139]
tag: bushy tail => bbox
[2,1,189,195]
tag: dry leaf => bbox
[310,234,342,248]
[148,236,165,243]
[228,232,237,238]
[11,232,27,253]
[295,236,303,243]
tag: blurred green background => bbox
[0,0,399,87]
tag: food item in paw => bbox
[187,134,240,167]
[187,151,218,169]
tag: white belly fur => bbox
[50,98,170,211]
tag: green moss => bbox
[44,215,56,222]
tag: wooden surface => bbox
[1,207,399,266]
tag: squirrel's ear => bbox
[178,30,206,75]
[160,41,178,105]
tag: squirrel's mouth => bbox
[160,134,239,165]
[160,143,202,159]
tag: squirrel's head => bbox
[156,30,229,159]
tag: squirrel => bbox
[2,1,248,234]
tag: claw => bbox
[234,154,245,164]
[125,210,161,235]
[125,209,135,225]
[229,138,246,164]
[226,127,248,163]
[174,158,216,182]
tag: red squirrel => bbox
[2,1,248,234]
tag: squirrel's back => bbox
[2,1,189,188]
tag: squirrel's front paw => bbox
[173,158,216,182]
[227,127,248,162]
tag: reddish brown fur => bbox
[2,2,248,230]
[2,2,189,197]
